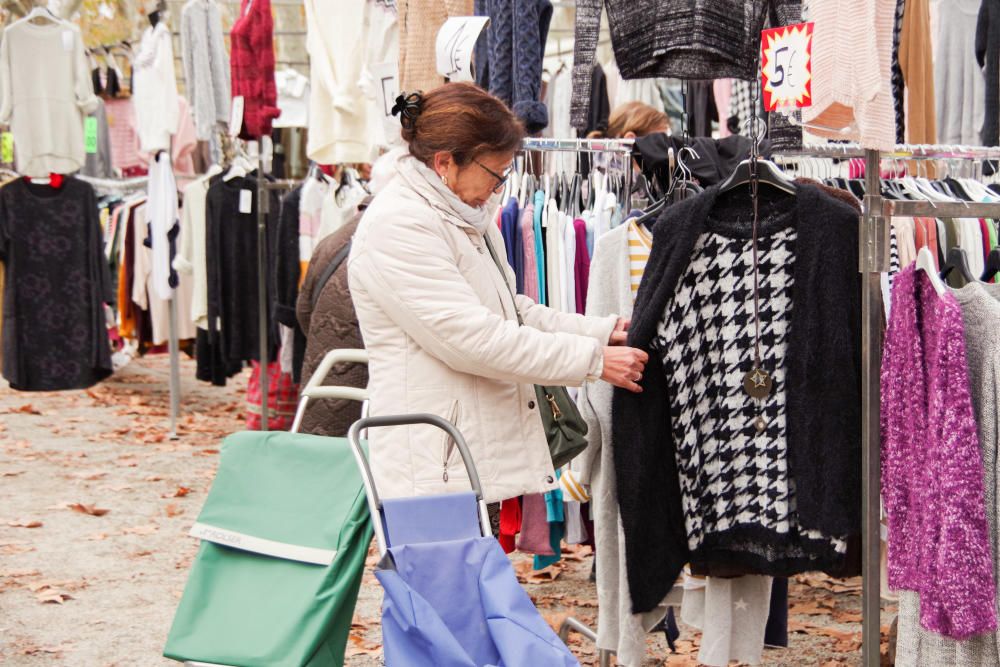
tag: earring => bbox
[442,174,449,186]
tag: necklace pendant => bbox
[754,415,767,433]
[742,366,772,399]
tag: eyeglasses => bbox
[473,159,514,194]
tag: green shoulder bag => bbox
[483,234,589,470]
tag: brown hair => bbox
[588,101,670,139]
[401,83,526,166]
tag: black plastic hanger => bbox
[940,247,977,284]
[981,247,1000,282]
[717,157,797,195]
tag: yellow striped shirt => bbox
[628,219,652,300]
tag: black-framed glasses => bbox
[473,159,514,194]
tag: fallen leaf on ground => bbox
[35,590,72,604]
[345,635,382,657]
[193,448,219,456]
[130,550,153,558]
[86,532,109,541]
[0,568,40,577]
[66,471,107,481]
[2,470,25,477]
[20,643,73,655]
[8,519,42,528]
[144,475,164,482]
[68,503,110,517]
[163,486,192,498]
[123,524,158,535]
[11,404,41,414]
[164,503,183,518]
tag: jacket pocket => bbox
[441,399,461,483]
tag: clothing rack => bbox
[79,173,182,439]
[781,143,1000,667]
[520,137,636,209]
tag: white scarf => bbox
[405,154,499,235]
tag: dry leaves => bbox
[163,486,192,498]
[164,503,184,518]
[10,403,42,414]
[8,518,43,528]
[2,469,25,477]
[65,470,108,481]
[345,634,381,657]
[122,523,158,536]
[20,642,74,656]
[68,503,110,517]
[145,475,164,482]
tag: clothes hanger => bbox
[20,3,59,25]
[981,247,1000,282]
[718,107,796,195]
[939,247,977,283]
[917,246,947,296]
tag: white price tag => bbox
[760,22,814,111]
[435,17,490,82]
[229,96,245,137]
[239,189,253,214]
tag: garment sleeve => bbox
[87,184,114,304]
[569,0,602,131]
[205,190,222,342]
[924,311,997,639]
[273,190,301,328]
[976,0,989,68]
[180,7,197,110]
[350,214,605,387]
[0,29,13,124]
[74,27,100,115]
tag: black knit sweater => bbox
[976,0,1000,146]
[571,0,800,130]
[613,183,862,614]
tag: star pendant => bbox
[750,368,768,388]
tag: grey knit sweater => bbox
[180,0,231,141]
[895,282,1000,666]
[571,0,800,130]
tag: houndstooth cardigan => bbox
[613,183,862,614]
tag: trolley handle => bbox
[347,414,486,509]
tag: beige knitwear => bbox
[803,0,896,150]
[899,0,937,144]
[397,0,472,93]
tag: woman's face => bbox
[434,150,516,208]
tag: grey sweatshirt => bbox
[934,0,986,145]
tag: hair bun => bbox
[391,91,424,130]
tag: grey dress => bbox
[896,282,1000,666]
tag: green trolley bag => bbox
[164,430,373,666]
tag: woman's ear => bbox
[624,131,637,140]
[432,151,454,179]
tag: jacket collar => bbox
[394,153,498,235]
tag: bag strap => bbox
[310,240,352,311]
[482,233,525,326]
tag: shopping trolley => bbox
[347,414,580,666]
[164,350,373,667]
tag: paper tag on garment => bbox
[62,30,74,52]
[229,96,245,137]
[84,117,98,154]
[1,132,13,164]
[435,17,489,82]
[239,189,253,214]
[760,22,814,111]
[371,61,401,144]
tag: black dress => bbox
[0,177,113,391]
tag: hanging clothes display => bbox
[205,172,281,373]
[180,0,231,142]
[303,0,372,164]
[396,0,472,93]
[230,0,281,140]
[0,17,99,177]
[934,0,985,145]
[803,0,896,150]
[892,278,1000,663]
[482,0,553,133]
[882,265,997,640]
[82,99,115,179]
[614,183,862,614]
[174,166,223,331]
[898,0,937,144]
[132,20,180,154]
[0,177,113,391]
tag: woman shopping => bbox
[348,82,648,505]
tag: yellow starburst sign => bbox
[760,22,814,111]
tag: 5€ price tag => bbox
[760,22,814,111]
[1,132,13,164]
[84,117,98,154]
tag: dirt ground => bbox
[0,355,894,666]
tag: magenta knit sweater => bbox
[881,266,997,639]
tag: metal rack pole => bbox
[860,148,887,667]
[257,151,269,430]
[167,293,181,439]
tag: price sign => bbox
[760,22,814,111]
[1,132,13,164]
[84,117,98,154]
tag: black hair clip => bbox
[391,91,424,130]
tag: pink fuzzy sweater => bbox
[881,266,997,639]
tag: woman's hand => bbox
[609,317,630,345]
[601,346,649,393]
